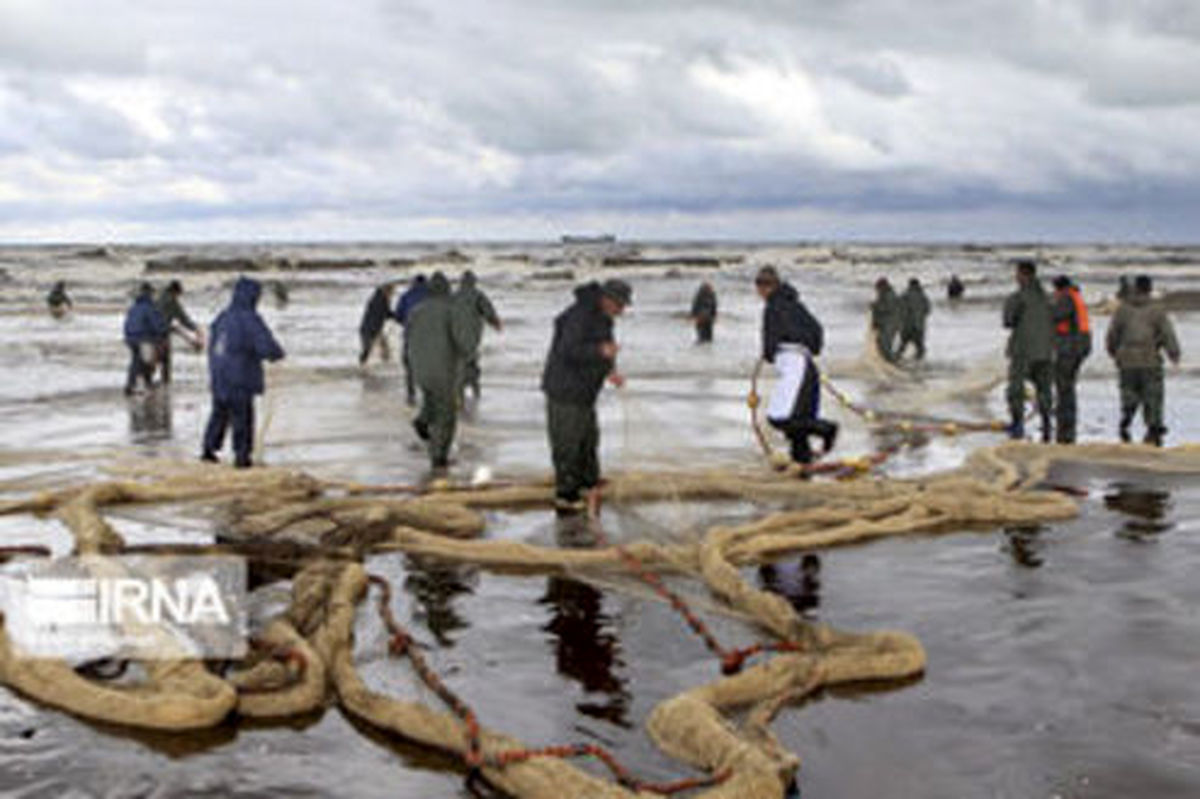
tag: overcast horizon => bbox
[2,1,1199,244]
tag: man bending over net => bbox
[753,266,838,465]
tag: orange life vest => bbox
[1056,286,1090,336]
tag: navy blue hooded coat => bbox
[208,277,285,400]
[124,292,168,346]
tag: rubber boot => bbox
[1007,415,1025,441]
[1119,414,1132,443]
[1040,412,1052,444]
[1144,426,1165,447]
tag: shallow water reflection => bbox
[402,555,477,647]
[1104,482,1174,540]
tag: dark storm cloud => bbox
[0,0,1198,240]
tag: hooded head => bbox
[908,278,921,290]
[232,276,262,309]
[1053,275,1071,291]
[428,271,450,296]
[754,266,780,300]
[167,279,183,295]
[461,270,477,289]
[137,282,154,299]
[1013,259,1037,286]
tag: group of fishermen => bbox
[118,277,282,468]
[104,257,1181,516]
[358,270,503,469]
[870,277,932,363]
[120,280,203,396]
[1003,259,1181,446]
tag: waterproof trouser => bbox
[359,329,390,365]
[1007,356,1053,442]
[898,326,925,360]
[546,399,599,503]
[401,333,415,404]
[125,342,154,393]
[767,347,837,464]
[1054,351,1085,443]
[158,338,173,384]
[1119,367,1166,444]
[875,324,899,363]
[203,394,255,467]
[416,384,457,467]
[695,318,713,344]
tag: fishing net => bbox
[5,431,1194,798]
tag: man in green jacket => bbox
[407,272,471,468]
[155,280,202,384]
[897,278,931,360]
[452,270,502,402]
[870,278,902,363]
[1003,260,1054,442]
[1105,275,1181,446]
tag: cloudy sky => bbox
[1,0,1198,242]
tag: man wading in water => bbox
[541,279,631,517]
[750,266,837,468]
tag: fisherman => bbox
[358,283,396,366]
[751,266,837,466]
[47,280,72,318]
[1116,275,1132,302]
[122,282,168,396]
[407,273,470,469]
[1002,259,1054,442]
[1051,276,1092,444]
[155,279,202,384]
[270,280,290,307]
[541,279,631,515]
[897,277,931,360]
[201,277,285,468]
[870,277,902,363]
[452,270,502,401]
[394,274,429,405]
[690,281,718,344]
[947,274,965,301]
[1105,275,1181,446]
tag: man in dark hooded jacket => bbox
[155,280,201,384]
[897,278,931,360]
[407,273,471,468]
[452,270,502,400]
[1003,259,1054,441]
[541,279,631,514]
[358,283,396,366]
[123,282,168,396]
[752,266,837,466]
[1106,275,1181,446]
[870,278,902,363]
[690,282,718,343]
[394,275,429,405]
[201,277,285,468]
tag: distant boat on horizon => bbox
[561,234,616,245]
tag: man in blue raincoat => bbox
[123,282,168,395]
[201,277,285,468]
